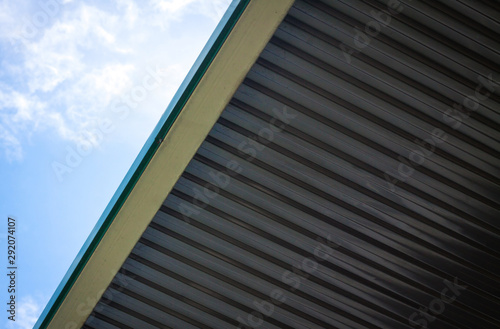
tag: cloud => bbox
[0,88,47,161]
[5,295,44,329]
[0,0,231,162]
[150,0,229,21]
[20,4,125,94]
[0,124,23,162]
[151,0,198,13]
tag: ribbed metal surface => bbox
[83,0,500,328]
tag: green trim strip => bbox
[34,1,250,328]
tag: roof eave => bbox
[34,0,294,328]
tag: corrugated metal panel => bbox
[83,0,500,328]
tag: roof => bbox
[36,0,500,328]
[34,1,294,328]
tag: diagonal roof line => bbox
[33,1,255,328]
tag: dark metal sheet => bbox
[84,0,500,328]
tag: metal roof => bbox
[39,0,500,328]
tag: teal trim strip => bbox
[34,1,250,328]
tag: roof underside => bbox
[49,0,500,328]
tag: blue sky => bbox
[0,0,231,327]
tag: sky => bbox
[0,0,231,328]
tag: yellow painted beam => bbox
[46,1,294,328]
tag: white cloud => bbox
[0,124,23,162]
[5,295,44,329]
[0,88,49,161]
[20,4,125,94]
[0,0,231,162]
[0,2,29,42]
[113,0,139,27]
[150,0,230,24]
[151,0,198,13]
[196,0,234,22]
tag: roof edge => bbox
[34,1,250,328]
